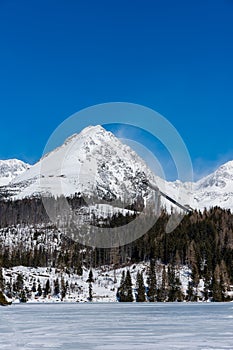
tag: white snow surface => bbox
[1,262,193,304]
[1,303,233,350]
[193,160,233,210]
[0,159,30,186]
[1,126,233,211]
[7,126,159,202]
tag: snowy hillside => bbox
[0,159,30,187]
[193,161,233,210]
[1,127,233,212]
[1,263,193,304]
[6,126,154,200]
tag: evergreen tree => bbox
[136,271,145,302]
[86,270,94,283]
[19,289,27,303]
[0,267,5,291]
[186,281,195,302]
[147,259,157,302]
[32,280,37,293]
[118,270,133,302]
[44,279,51,297]
[53,278,60,296]
[37,283,42,297]
[87,270,94,301]
[157,265,167,302]
[212,265,225,301]
[124,270,134,302]
[88,282,93,302]
[61,276,67,300]
[15,273,24,292]
[167,265,184,302]
[117,271,125,301]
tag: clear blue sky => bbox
[0,0,233,180]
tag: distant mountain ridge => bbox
[193,160,233,210]
[0,126,156,204]
[0,159,30,187]
[0,127,233,211]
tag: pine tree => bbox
[136,271,145,302]
[32,280,37,293]
[37,283,42,297]
[117,271,125,301]
[212,265,225,301]
[186,281,195,302]
[53,278,60,296]
[86,270,94,283]
[61,276,67,300]
[19,289,27,303]
[118,270,133,302]
[0,267,5,291]
[14,273,24,293]
[157,265,167,302]
[147,259,157,302]
[167,265,184,302]
[124,270,133,302]
[88,282,93,302]
[86,270,94,302]
[44,279,51,297]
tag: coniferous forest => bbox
[0,196,233,302]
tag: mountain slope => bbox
[0,159,30,187]
[1,129,233,212]
[193,161,233,210]
[4,126,159,203]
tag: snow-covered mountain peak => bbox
[0,159,30,187]
[192,160,233,210]
[3,125,158,201]
[196,160,233,190]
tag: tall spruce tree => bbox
[44,279,51,297]
[157,265,167,302]
[147,259,157,302]
[124,270,133,302]
[118,270,133,302]
[136,271,145,302]
[54,278,60,296]
[0,267,4,291]
[87,270,94,302]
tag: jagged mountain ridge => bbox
[0,159,30,187]
[193,160,233,210]
[1,127,233,211]
[1,126,158,205]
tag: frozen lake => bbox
[0,303,233,349]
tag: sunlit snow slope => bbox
[0,159,30,186]
[1,126,233,211]
[4,126,159,203]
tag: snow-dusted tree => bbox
[0,267,4,291]
[61,276,67,300]
[53,278,60,296]
[86,270,94,283]
[118,270,133,302]
[136,271,145,302]
[44,279,51,297]
[37,283,42,297]
[86,270,94,302]
[32,280,37,293]
[147,259,157,302]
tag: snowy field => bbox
[0,303,233,350]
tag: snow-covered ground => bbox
[1,303,233,349]
[2,126,233,212]
[2,262,202,304]
[0,159,30,187]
